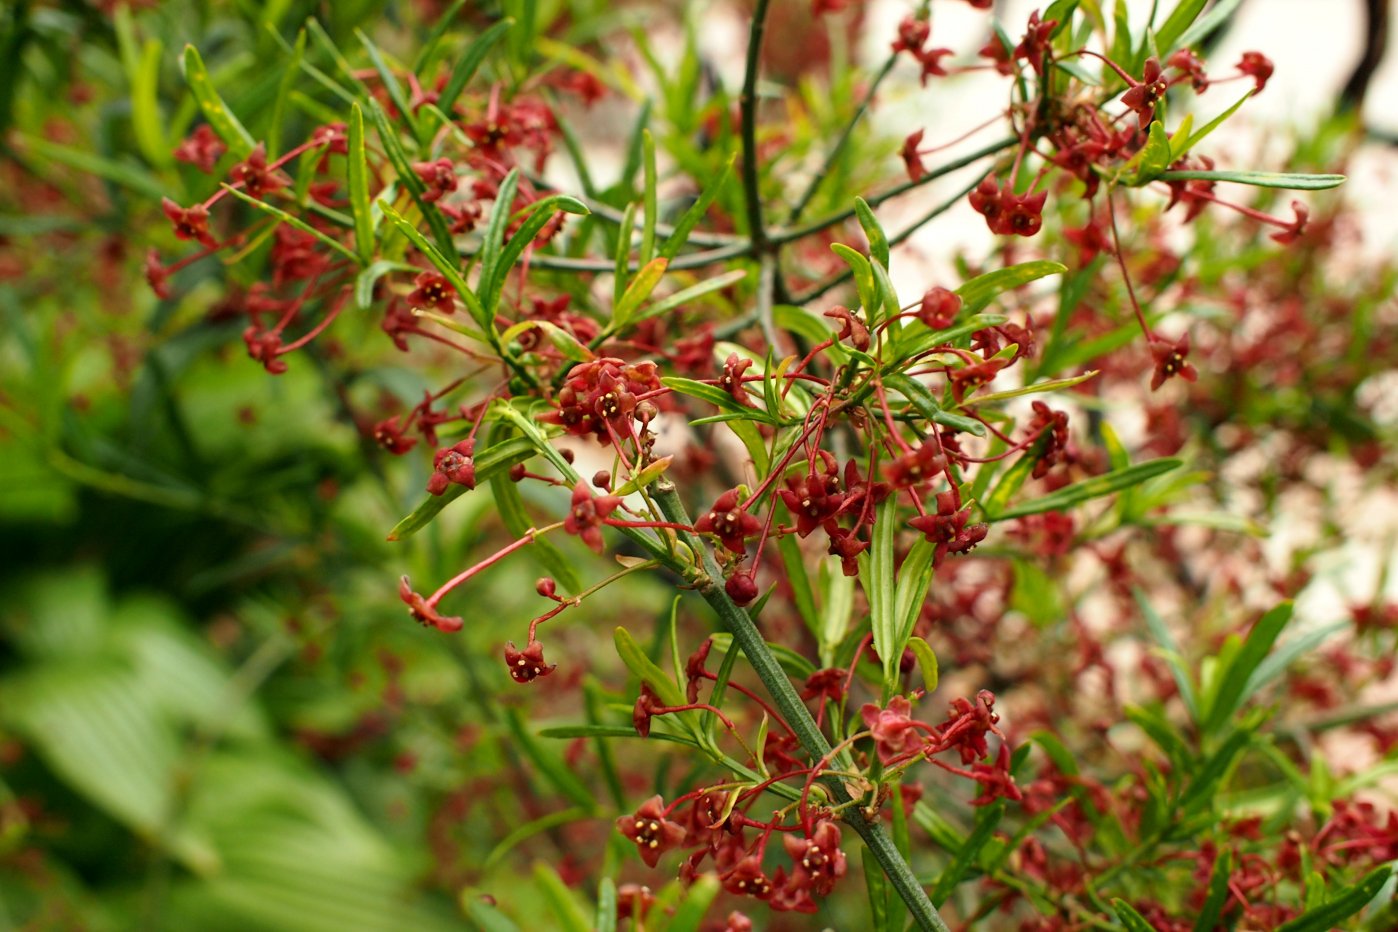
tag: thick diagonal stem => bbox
[652,481,949,932]
[739,0,772,253]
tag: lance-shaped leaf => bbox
[439,18,513,116]
[378,200,489,329]
[1157,170,1346,190]
[612,257,668,329]
[957,260,1066,314]
[992,458,1182,520]
[182,45,255,159]
[387,436,536,540]
[884,372,987,437]
[221,185,360,264]
[347,103,374,262]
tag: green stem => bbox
[652,481,949,932]
[739,0,772,253]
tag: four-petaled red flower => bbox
[695,488,761,555]
[617,796,686,868]
[1121,57,1167,127]
[162,198,217,248]
[504,639,555,683]
[172,124,227,173]
[412,157,457,202]
[1149,332,1198,390]
[407,272,456,314]
[884,443,947,489]
[564,481,621,553]
[721,855,773,899]
[783,819,847,895]
[1237,51,1274,92]
[229,142,290,197]
[861,695,925,763]
[909,491,989,564]
[900,129,927,183]
[778,472,844,537]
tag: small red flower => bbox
[398,576,464,633]
[616,796,686,868]
[917,286,961,329]
[1270,201,1309,245]
[694,488,761,555]
[172,124,227,173]
[883,443,947,489]
[721,855,774,899]
[1237,51,1274,92]
[564,481,621,553]
[427,439,476,495]
[778,472,844,537]
[229,142,290,197]
[1121,57,1167,127]
[890,16,929,55]
[144,249,172,299]
[860,695,925,763]
[161,198,217,248]
[407,272,456,314]
[900,129,927,183]
[504,639,555,683]
[1149,332,1199,390]
[909,491,989,564]
[824,305,870,350]
[783,819,847,895]
[412,157,457,202]
[372,416,418,455]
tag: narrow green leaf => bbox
[640,130,658,265]
[1193,847,1233,932]
[961,370,1099,406]
[378,200,488,328]
[366,100,457,257]
[131,38,169,168]
[463,893,523,932]
[1176,89,1252,158]
[661,377,778,425]
[893,538,936,658]
[629,269,747,325]
[387,437,537,540]
[884,372,988,437]
[478,168,522,314]
[1276,866,1392,932]
[1180,727,1253,813]
[485,194,590,315]
[907,636,939,693]
[981,447,1039,518]
[347,102,374,262]
[537,725,701,749]
[355,29,418,140]
[831,243,878,317]
[1175,0,1243,50]
[930,800,1006,906]
[221,185,360,264]
[1156,170,1346,190]
[1134,588,1200,723]
[17,135,164,199]
[861,496,899,690]
[613,257,668,329]
[613,626,687,707]
[862,848,892,932]
[439,19,513,116]
[659,156,734,261]
[594,878,618,932]
[1124,120,1172,185]
[855,197,890,269]
[530,861,593,932]
[1155,0,1209,55]
[504,708,595,810]
[181,45,255,159]
[1203,601,1293,733]
[1244,618,1347,699]
[666,874,720,932]
[1112,899,1160,932]
[992,458,1182,520]
[957,261,1067,314]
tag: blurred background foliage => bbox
[1,0,1396,930]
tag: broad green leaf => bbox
[1157,170,1346,190]
[957,261,1066,314]
[992,458,1181,520]
[347,103,374,262]
[181,45,255,159]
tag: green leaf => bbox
[504,708,595,810]
[222,185,360,265]
[387,437,537,540]
[378,200,488,329]
[1193,847,1233,932]
[181,45,255,159]
[1112,899,1160,932]
[831,243,878,318]
[1180,726,1253,813]
[347,103,374,262]
[355,29,418,141]
[16,135,164,199]
[884,372,987,437]
[613,257,668,329]
[929,800,1005,906]
[659,157,734,261]
[478,168,523,315]
[992,458,1182,520]
[1276,866,1392,932]
[629,269,747,326]
[861,497,899,691]
[613,626,687,707]
[1202,601,1293,733]
[907,636,939,693]
[666,874,721,932]
[661,376,779,425]
[957,261,1067,314]
[1156,170,1346,190]
[1155,0,1209,55]
[537,725,700,749]
[439,19,513,116]
[464,895,522,932]
[486,193,590,315]
[640,130,658,265]
[960,370,1099,406]
[1124,120,1172,185]
[1175,0,1243,50]
[131,38,170,168]
[1174,89,1252,159]
[862,848,892,932]
[365,99,457,257]
[893,538,936,661]
[981,446,1039,518]
[530,861,593,932]
[594,878,618,932]
[1244,618,1347,699]
[854,196,890,269]
[1135,588,1200,723]
[354,260,410,310]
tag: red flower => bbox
[884,443,947,489]
[144,249,171,299]
[917,47,955,85]
[860,695,925,763]
[909,491,989,564]
[717,353,755,406]
[918,286,962,329]
[725,573,758,605]
[1237,51,1274,92]
[427,439,476,495]
[721,855,773,899]
[969,744,1023,805]
[564,481,621,553]
[900,129,927,183]
[1149,332,1199,390]
[412,157,457,202]
[372,416,418,455]
[172,124,227,173]
[1270,201,1309,245]
[407,272,457,314]
[778,472,844,537]
[616,796,686,868]
[824,305,870,350]
[161,198,217,248]
[504,639,555,683]
[694,488,761,555]
[229,142,290,197]
[783,819,847,895]
[891,16,929,55]
[1121,57,1167,127]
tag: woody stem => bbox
[652,481,950,932]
